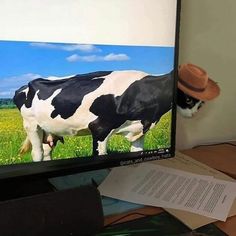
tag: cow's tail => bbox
[20,137,32,155]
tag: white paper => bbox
[98,163,236,221]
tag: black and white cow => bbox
[13,70,174,162]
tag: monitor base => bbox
[0,178,55,201]
[0,182,104,236]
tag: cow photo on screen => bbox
[0,41,175,164]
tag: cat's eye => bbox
[186,97,192,104]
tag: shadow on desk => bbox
[99,212,227,236]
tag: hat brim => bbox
[178,78,220,101]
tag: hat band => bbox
[178,78,206,92]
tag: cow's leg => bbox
[97,130,114,155]
[42,144,52,161]
[89,118,119,156]
[131,135,145,152]
[92,134,113,156]
[24,121,44,162]
[92,138,99,156]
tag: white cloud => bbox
[103,53,130,61]
[30,42,100,53]
[30,42,57,49]
[62,44,101,52]
[0,73,41,98]
[66,54,82,62]
[0,73,80,98]
[66,54,99,62]
[0,91,12,97]
[66,53,130,62]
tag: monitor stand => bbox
[0,177,104,236]
[0,177,55,201]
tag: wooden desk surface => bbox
[104,142,236,235]
[181,142,236,179]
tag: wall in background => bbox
[176,0,236,149]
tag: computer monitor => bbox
[0,0,180,183]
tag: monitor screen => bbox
[0,0,180,180]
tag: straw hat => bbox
[178,63,220,101]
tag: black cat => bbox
[177,89,204,118]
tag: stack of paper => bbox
[98,152,236,229]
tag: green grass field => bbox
[0,108,172,165]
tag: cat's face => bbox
[177,89,204,118]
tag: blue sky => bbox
[0,40,175,98]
